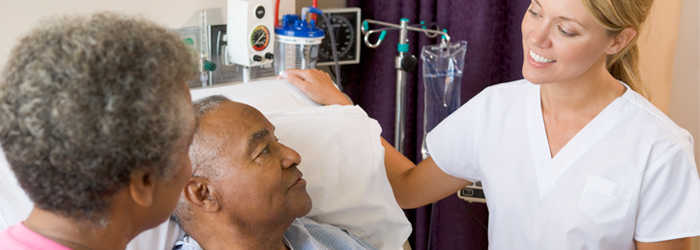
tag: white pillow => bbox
[0,79,412,250]
[266,105,411,250]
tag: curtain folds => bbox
[342,0,530,249]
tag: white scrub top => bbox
[427,79,700,249]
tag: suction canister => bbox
[274,12,325,75]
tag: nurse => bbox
[281,0,700,248]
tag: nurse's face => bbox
[521,0,615,85]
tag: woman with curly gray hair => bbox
[0,13,196,249]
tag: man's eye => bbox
[261,145,269,154]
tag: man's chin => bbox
[293,194,313,218]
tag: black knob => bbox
[252,55,263,62]
[401,55,418,72]
[265,52,274,60]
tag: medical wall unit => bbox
[175,1,360,88]
[224,0,276,83]
[226,0,275,68]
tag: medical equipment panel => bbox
[316,8,361,66]
[209,24,277,85]
[226,0,275,67]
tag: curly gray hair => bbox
[0,13,196,221]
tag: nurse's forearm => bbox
[381,137,417,208]
[381,137,471,209]
[635,238,691,250]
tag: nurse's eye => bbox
[528,9,540,17]
[558,26,575,37]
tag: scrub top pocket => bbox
[578,174,634,224]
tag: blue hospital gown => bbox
[173,217,377,250]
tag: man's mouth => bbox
[288,172,305,190]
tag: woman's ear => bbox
[606,27,637,55]
[129,169,156,207]
[184,177,221,213]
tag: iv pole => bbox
[362,19,450,154]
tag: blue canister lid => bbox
[275,14,325,38]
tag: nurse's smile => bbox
[527,49,556,68]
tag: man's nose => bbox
[280,143,302,169]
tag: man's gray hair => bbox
[171,95,232,231]
[0,13,196,222]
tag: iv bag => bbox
[421,40,467,159]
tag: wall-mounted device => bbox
[173,26,205,88]
[226,0,275,68]
[209,24,277,85]
[316,7,361,66]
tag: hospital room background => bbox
[0,0,697,249]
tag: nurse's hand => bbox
[278,69,352,106]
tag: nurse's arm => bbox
[381,138,471,209]
[635,238,691,250]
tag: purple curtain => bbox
[341,0,530,249]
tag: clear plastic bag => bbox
[421,40,467,159]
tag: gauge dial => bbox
[250,25,270,51]
[317,15,355,60]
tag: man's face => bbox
[202,101,311,225]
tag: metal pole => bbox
[394,18,409,154]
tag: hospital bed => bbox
[0,79,412,250]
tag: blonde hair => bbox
[581,0,654,97]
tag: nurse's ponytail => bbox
[581,0,654,98]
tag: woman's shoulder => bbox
[621,90,693,158]
[621,89,693,148]
[483,78,533,92]
[472,79,534,102]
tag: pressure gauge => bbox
[318,15,353,59]
[250,25,270,51]
[317,8,361,65]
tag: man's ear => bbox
[606,27,637,55]
[184,177,220,213]
[129,168,156,207]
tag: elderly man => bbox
[0,13,196,249]
[171,95,375,250]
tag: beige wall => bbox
[669,0,700,166]
[0,0,297,71]
[638,0,683,112]
[666,0,699,248]
[652,0,700,248]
